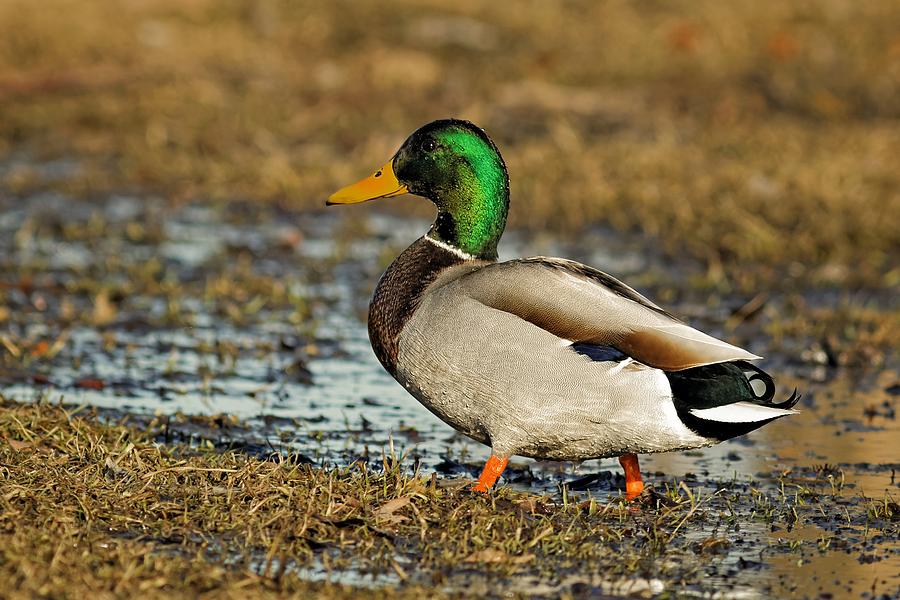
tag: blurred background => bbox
[2,0,899,292]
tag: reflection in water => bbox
[1,194,898,596]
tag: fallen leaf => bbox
[7,438,35,451]
[375,496,411,518]
[75,378,105,390]
[515,497,550,514]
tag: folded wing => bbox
[455,257,759,371]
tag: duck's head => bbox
[327,119,509,260]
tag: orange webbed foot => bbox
[619,453,644,501]
[471,455,509,493]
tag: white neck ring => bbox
[425,235,476,260]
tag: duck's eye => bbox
[421,138,437,152]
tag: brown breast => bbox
[367,237,469,374]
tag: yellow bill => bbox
[327,160,408,205]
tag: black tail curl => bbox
[667,360,801,441]
[734,360,801,409]
[773,387,802,410]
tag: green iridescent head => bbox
[328,119,510,259]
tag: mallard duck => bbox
[327,119,799,498]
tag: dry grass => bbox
[1,402,436,599]
[1,0,899,288]
[0,399,453,598]
[0,398,693,598]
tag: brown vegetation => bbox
[1,0,899,288]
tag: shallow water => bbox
[1,193,898,597]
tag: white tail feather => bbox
[689,402,797,423]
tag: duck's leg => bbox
[471,455,509,493]
[618,453,644,499]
